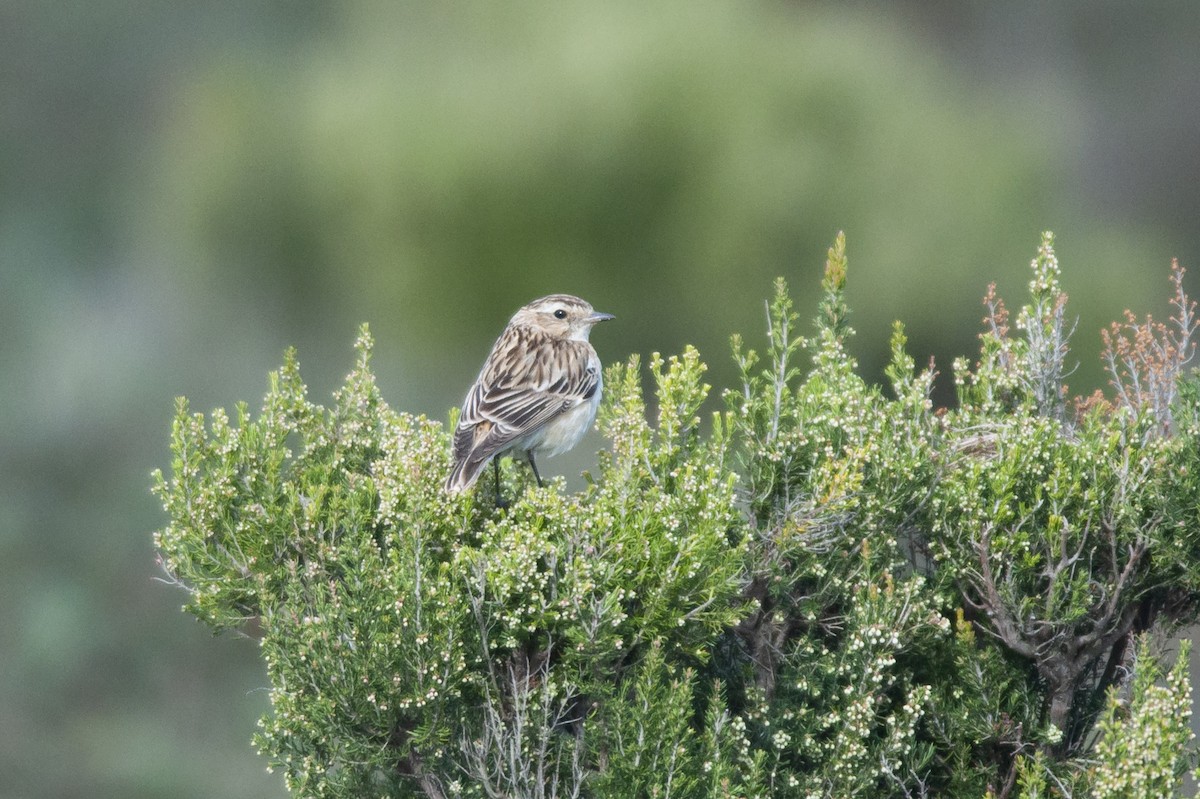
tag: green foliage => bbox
[155,327,746,797]
[150,1,1153,409]
[726,237,945,797]
[155,235,1200,797]
[1092,639,1194,799]
[932,237,1200,777]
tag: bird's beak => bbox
[588,312,615,325]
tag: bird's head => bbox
[512,294,615,342]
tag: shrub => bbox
[155,233,1200,797]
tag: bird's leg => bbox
[526,451,544,488]
[493,458,508,509]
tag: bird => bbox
[445,294,614,499]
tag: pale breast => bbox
[532,388,602,456]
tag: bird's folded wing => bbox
[456,360,599,461]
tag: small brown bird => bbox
[445,294,615,497]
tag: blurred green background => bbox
[3,2,1198,796]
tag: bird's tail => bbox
[444,452,491,494]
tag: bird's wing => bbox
[447,328,597,490]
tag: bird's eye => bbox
[553,309,567,319]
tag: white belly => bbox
[530,389,602,457]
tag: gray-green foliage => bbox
[155,234,1200,797]
[151,2,1129,408]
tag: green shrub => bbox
[155,234,1200,797]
